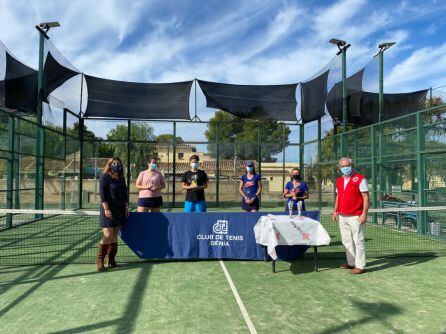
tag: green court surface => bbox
[1,257,445,334]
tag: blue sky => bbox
[0,0,445,139]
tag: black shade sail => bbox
[360,89,428,124]
[84,76,193,120]
[300,70,329,123]
[197,79,297,121]
[42,51,78,102]
[4,53,38,113]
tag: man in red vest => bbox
[333,157,369,274]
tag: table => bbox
[254,213,331,272]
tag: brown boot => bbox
[107,243,118,268]
[97,243,108,272]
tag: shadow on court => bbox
[46,264,153,334]
[316,301,404,334]
[365,253,437,272]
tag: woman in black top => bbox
[97,157,129,272]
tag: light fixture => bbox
[378,42,396,53]
[39,22,60,32]
[329,38,350,55]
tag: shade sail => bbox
[326,69,364,124]
[84,76,193,120]
[42,51,78,102]
[4,52,37,113]
[197,79,297,121]
[300,70,329,123]
[360,89,428,124]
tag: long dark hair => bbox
[103,157,125,180]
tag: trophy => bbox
[297,201,303,219]
[288,200,293,217]
[190,175,197,188]
[150,175,156,190]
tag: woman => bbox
[239,161,262,212]
[97,157,129,272]
[136,158,166,212]
[283,168,309,212]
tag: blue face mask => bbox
[149,163,157,171]
[246,166,253,173]
[341,166,352,176]
[110,163,122,173]
[191,162,199,169]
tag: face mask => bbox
[149,163,157,171]
[246,166,253,173]
[292,174,301,181]
[190,162,198,169]
[341,166,352,176]
[110,163,122,173]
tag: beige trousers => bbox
[339,215,366,269]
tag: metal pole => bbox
[78,118,84,208]
[299,123,304,178]
[172,121,177,207]
[127,120,131,204]
[416,112,426,234]
[317,118,322,210]
[216,122,220,206]
[257,123,261,206]
[378,50,385,202]
[378,51,384,123]
[371,125,377,224]
[14,118,20,208]
[282,124,286,201]
[341,47,348,156]
[78,76,84,209]
[6,115,15,228]
[35,30,45,212]
[61,109,67,209]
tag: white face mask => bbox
[190,162,199,169]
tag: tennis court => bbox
[1,207,445,334]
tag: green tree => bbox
[106,122,156,179]
[205,110,290,162]
[155,134,184,143]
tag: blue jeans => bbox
[184,201,207,212]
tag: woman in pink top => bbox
[135,158,166,212]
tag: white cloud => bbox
[386,43,446,91]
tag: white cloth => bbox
[339,215,366,269]
[254,214,331,260]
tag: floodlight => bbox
[378,42,396,53]
[329,38,347,47]
[38,22,60,33]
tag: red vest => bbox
[336,172,365,216]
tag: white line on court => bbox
[219,260,257,334]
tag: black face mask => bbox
[110,163,122,172]
[292,175,301,181]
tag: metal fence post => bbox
[317,118,322,210]
[127,120,131,204]
[257,123,261,206]
[172,121,177,207]
[35,29,45,212]
[416,112,427,234]
[216,122,220,207]
[6,115,15,228]
[371,124,377,224]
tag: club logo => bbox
[213,220,228,234]
[352,176,358,182]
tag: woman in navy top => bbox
[97,157,129,272]
[239,161,262,212]
[283,168,309,212]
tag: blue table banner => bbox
[120,211,320,260]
